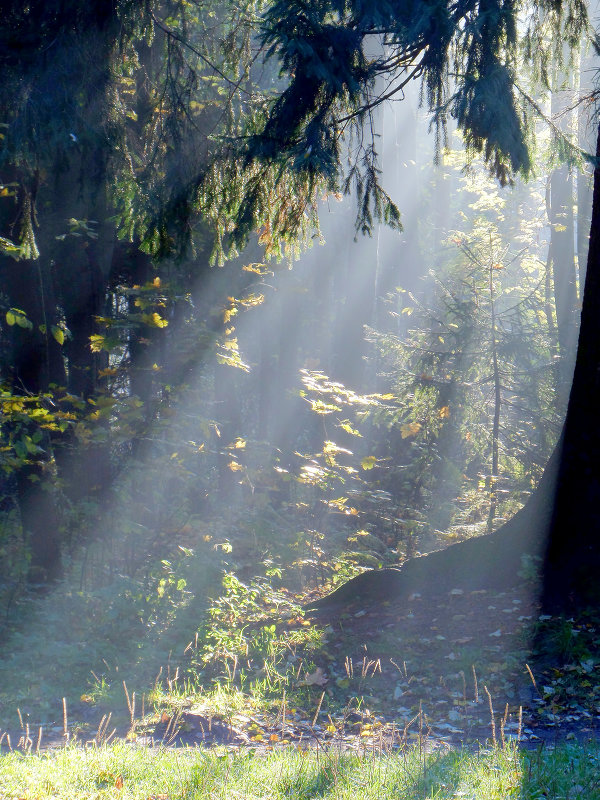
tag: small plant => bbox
[195,572,324,700]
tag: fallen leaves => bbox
[301,667,328,687]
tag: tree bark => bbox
[540,121,600,612]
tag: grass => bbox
[1,572,600,800]
[0,738,599,799]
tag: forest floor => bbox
[2,582,599,755]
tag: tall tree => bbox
[232,0,598,612]
[0,0,265,580]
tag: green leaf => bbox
[0,235,21,259]
[51,325,65,345]
[361,455,377,470]
[8,309,33,330]
[15,314,32,329]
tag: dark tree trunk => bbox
[540,121,600,612]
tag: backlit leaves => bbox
[400,422,422,439]
[5,308,32,329]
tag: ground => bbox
[2,581,598,755]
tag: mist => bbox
[0,0,596,763]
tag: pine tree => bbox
[241,0,599,613]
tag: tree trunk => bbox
[540,121,600,612]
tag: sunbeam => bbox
[1,0,599,779]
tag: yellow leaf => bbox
[361,455,377,470]
[153,276,161,287]
[89,334,105,352]
[439,406,450,419]
[228,461,243,472]
[400,422,422,439]
[242,262,270,275]
[143,311,168,328]
[51,325,65,345]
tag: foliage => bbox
[0,0,276,591]
[0,0,593,741]
[195,571,324,699]
[363,150,559,540]
[233,0,590,244]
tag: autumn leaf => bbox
[301,667,328,686]
[400,422,422,439]
[339,420,361,436]
[51,325,65,345]
[142,311,168,328]
[242,262,270,275]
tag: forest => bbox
[2,0,600,769]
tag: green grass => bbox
[0,740,599,799]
